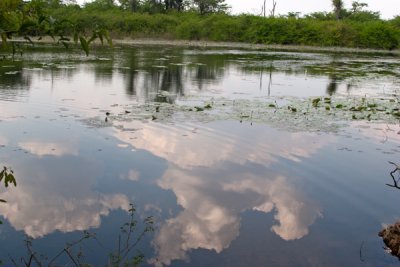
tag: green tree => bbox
[0,0,24,42]
[332,0,344,19]
[119,0,141,12]
[192,0,228,15]
[164,0,184,11]
[348,2,380,21]
[350,1,367,13]
[140,0,164,13]
[84,0,117,11]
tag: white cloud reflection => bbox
[0,136,8,146]
[111,121,327,266]
[113,122,328,169]
[1,193,129,238]
[18,140,79,157]
[0,158,130,238]
[121,169,140,181]
[151,168,321,266]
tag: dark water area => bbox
[1,45,400,266]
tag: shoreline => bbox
[113,38,400,55]
[3,37,400,55]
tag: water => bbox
[1,44,400,266]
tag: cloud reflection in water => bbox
[152,168,321,266]
[112,121,326,266]
[0,153,130,238]
[18,140,79,157]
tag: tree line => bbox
[47,0,229,15]
[1,0,400,52]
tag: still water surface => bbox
[1,45,400,266]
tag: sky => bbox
[75,0,399,19]
[226,0,398,19]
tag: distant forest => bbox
[1,0,400,50]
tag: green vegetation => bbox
[1,1,400,51]
[0,0,112,55]
[0,166,16,225]
[4,203,154,266]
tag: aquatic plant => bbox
[109,204,155,267]
[5,203,154,267]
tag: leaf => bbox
[7,173,16,187]
[79,36,89,56]
[312,98,321,107]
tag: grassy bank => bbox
[48,7,400,50]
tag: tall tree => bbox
[119,0,140,11]
[270,0,276,17]
[193,0,228,15]
[332,0,344,19]
[141,0,164,13]
[164,0,184,11]
[351,1,367,13]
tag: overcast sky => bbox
[226,0,398,19]
[75,0,399,19]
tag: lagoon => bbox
[0,44,400,266]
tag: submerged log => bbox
[379,222,400,258]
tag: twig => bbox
[26,254,33,267]
[47,250,65,267]
[359,241,365,262]
[48,232,93,266]
[120,231,147,261]
[387,162,400,189]
[63,248,79,267]
[118,234,121,260]
[119,216,154,263]
[8,255,18,267]
[25,238,42,267]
